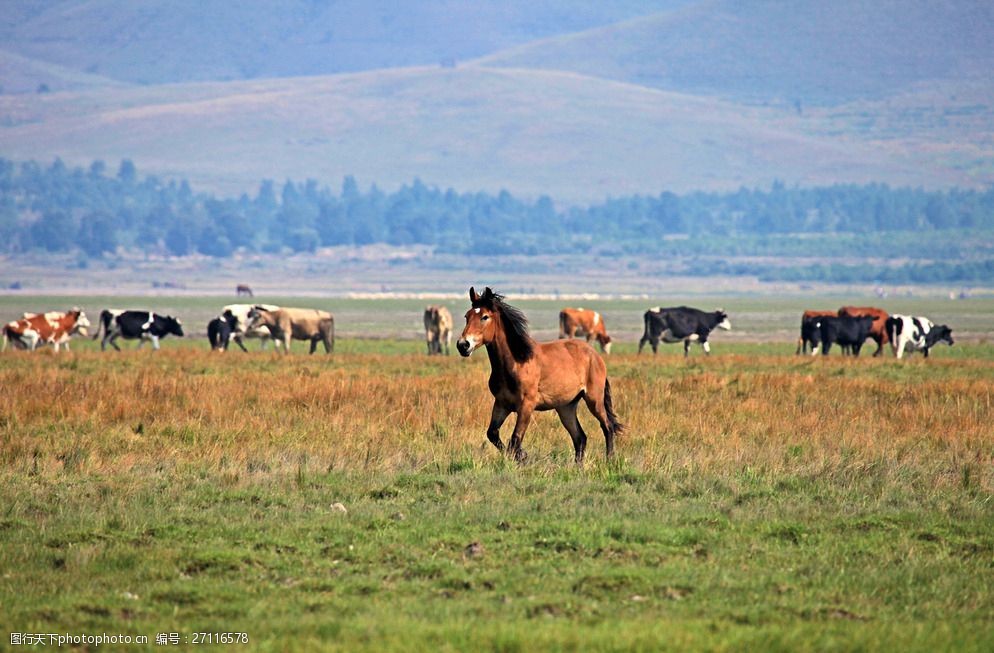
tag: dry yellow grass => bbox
[1,347,991,493]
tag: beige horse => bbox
[456,287,623,464]
[247,306,334,354]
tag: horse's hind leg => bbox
[584,389,616,459]
[556,399,587,466]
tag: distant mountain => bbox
[477,0,994,105]
[0,0,691,85]
[0,49,130,94]
[1,66,981,203]
[1,1,992,201]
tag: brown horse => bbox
[456,287,623,464]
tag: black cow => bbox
[100,310,184,351]
[638,306,732,356]
[207,313,238,351]
[812,315,874,356]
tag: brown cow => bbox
[796,310,836,355]
[559,307,612,354]
[423,305,453,355]
[247,306,334,354]
[838,306,890,356]
[2,309,91,353]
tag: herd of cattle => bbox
[0,301,954,359]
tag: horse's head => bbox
[457,287,499,357]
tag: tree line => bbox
[2,157,992,282]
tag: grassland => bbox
[1,293,992,651]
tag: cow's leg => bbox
[485,403,510,454]
[443,330,451,355]
[923,346,930,358]
[309,337,318,355]
[556,399,587,466]
[637,335,647,354]
[872,335,884,357]
[107,332,122,352]
[702,340,712,355]
[683,339,691,357]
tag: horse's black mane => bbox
[473,289,534,362]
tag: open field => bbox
[1,292,993,650]
[2,293,993,346]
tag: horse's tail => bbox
[603,377,624,437]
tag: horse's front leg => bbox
[507,404,534,463]
[486,403,511,454]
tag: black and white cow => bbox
[99,310,184,351]
[207,313,238,351]
[638,306,731,356]
[886,315,954,359]
[811,314,874,356]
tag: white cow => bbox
[885,315,955,359]
[221,304,279,351]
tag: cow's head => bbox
[715,309,732,331]
[596,333,613,355]
[71,309,91,336]
[930,325,954,348]
[163,315,184,337]
[246,306,273,330]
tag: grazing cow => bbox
[207,312,239,351]
[2,309,90,353]
[886,315,954,359]
[838,306,890,357]
[99,310,184,351]
[796,310,836,355]
[221,303,279,351]
[236,284,254,297]
[247,306,334,354]
[811,314,875,356]
[638,306,731,356]
[423,305,453,355]
[559,307,613,354]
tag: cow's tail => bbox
[92,309,111,340]
[637,311,651,354]
[603,377,624,437]
[1,324,11,352]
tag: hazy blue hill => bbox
[1,0,691,84]
[0,49,131,94]
[477,0,994,105]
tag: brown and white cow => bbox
[838,306,890,357]
[423,305,453,355]
[559,307,612,354]
[247,306,334,354]
[2,309,91,353]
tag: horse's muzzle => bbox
[456,339,472,357]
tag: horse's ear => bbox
[482,287,494,301]
[469,287,479,303]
